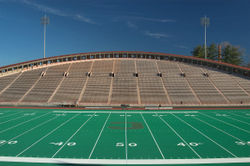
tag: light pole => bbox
[201,16,210,59]
[41,14,49,59]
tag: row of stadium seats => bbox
[51,62,92,104]
[111,60,138,104]
[0,59,249,106]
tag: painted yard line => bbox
[125,113,128,160]
[0,116,58,147]
[16,114,79,157]
[0,110,10,112]
[0,110,10,114]
[200,113,250,134]
[0,156,250,165]
[52,113,96,158]
[194,116,244,142]
[172,114,238,158]
[0,112,23,119]
[140,113,165,159]
[88,112,111,159]
[0,115,26,125]
[53,111,198,114]
[145,107,173,110]
[158,114,201,158]
[229,112,250,119]
[0,112,51,134]
[224,116,250,126]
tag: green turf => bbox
[0,108,249,166]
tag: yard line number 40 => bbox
[177,142,202,147]
[50,142,76,146]
[0,140,18,145]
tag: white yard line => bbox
[0,110,10,113]
[0,110,11,115]
[125,113,128,160]
[16,114,79,157]
[172,114,238,158]
[140,113,165,159]
[224,116,250,126]
[0,115,26,125]
[52,113,96,158]
[194,116,244,142]
[88,112,111,159]
[0,156,249,165]
[158,114,201,158]
[0,112,23,119]
[229,112,250,119]
[0,116,58,147]
[0,112,51,134]
[53,111,198,114]
[200,113,250,134]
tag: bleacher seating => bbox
[0,69,43,102]
[111,60,138,104]
[21,64,70,103]
[0,73,20,93]
[80,61,113,104]
[137,60,168,104]
[0,58,249,106]
[234,76,250,95]
[50,62,92,104]
[178,63,228,104]
[205,69,250,104]
[157,61,199,104]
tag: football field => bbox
[0,108,249,166]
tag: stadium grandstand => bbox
[0,51,250,166]
[0,51,249,107]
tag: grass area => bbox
[0,108,249,165]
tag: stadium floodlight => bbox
[41,14,50,59]
[201,16,210,59]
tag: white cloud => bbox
[126,21,137,29]
[175,45,189,49]
[74,14,96,24]
[21,0,96,24]
[22,0,67,16]
[144,31,170,39]
[134,16,176,23]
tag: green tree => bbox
[191,43,218,60]
[192,43,244,65]
[207,43,218,60]
[191,45,204,58]
[222,45,243,65]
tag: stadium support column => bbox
[134,61,141,105]
[48,64,72,103]
[201,16,210,59]
[77,61,94,106]
[200,68,230,104]
[177,63,202,105]
[41,14,49,59]
[155,61,172,105]
[108,60,115,104]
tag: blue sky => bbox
[0,0,249,67]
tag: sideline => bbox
[0,156,249,165]
[53,111,199,114]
